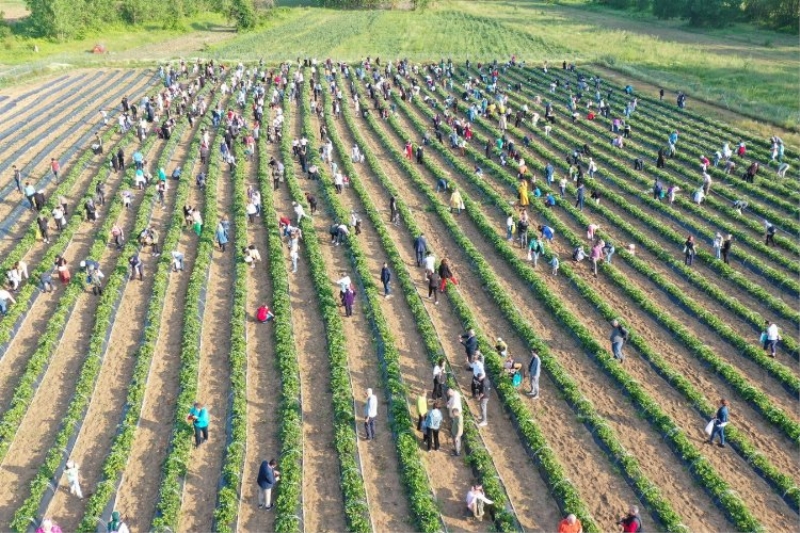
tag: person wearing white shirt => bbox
[466,485,494,520]
[422,253,436,274]
[364,388,378,440]
[764,321,781,357]
[293,202,305,223]
[65,460,83,499]
[446,388,462,417]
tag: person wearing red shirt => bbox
[558,514,583,533]
[618,506,643,532]
[256,305,274,323]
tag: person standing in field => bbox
[257,459,280,510]
[416,391,428,432]
[450,406,463,456]
[609,319,629,362]
[618,505,643,533]
[12,165,21,194]
[763,320,781,357]
[527,349,541,399]
[721,234,732,264]
[0,288,16,315]
[216,220,229,252]
[438,257,457,292]
[426,269,440,304]
[380,262,392,298]
[364,388,378,441]
[64,461,83,499]
[460,329,478,368]
[50,158,60,181]
[477,372,490,427]
[684,235,696,266]
[188,402,209,447]
[414,234,428,267]
[432,358,445,400]
[707,399,730,448]
[423,401,442,452]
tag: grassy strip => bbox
[387,87,763,533]
[150,81,230,531]
[354,79,612,533]
[72,82,221,532]
[11,82,202,532]
[321,79,478,532]
[420,82,800,420]
[282,76,372,532]
[213,90,252,532]
[255,132,304,533]
[396,88,800,512]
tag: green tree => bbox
[684,0,736,26]
[25,0,84,39]
[652,0,684,18]
[229,0,256,30]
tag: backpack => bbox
[511,373,522,388]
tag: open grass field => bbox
[0,2,796,532]
[0,54,795,533]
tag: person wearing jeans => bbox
[477,374,490,427]
[364,388,378,440]
[609,319,629,362]
[380,263,391,298]
[188,402,209,447]
[708,399,730,448]
[450,407,463,456]
[424,403,442,451]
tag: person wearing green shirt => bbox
[451,407,464,456]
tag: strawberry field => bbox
[0,59,796,533]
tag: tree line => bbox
[24,0,258,40]
[594,0,799,31]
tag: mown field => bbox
[0,53,796,533]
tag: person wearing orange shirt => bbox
[558,514,583,533]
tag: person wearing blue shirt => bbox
[423,402,443,451]
[257,459,280,510]
[708,399,730,448]
[413,234,428,267]
[539,225,555,242]
[545,162,555,184]
[188,402,209,447]
[24,182,36,210]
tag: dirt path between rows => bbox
[177,141,236,532]
[238,143,281,532]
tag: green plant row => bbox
[255,133,304,533]
[73,82,222,532]
[284,76,372,533]
[395,91,800,511]
[534,65,799,167]
[339,78,523,532]
[428,81,800,330]
[354,79,650,533]
[213,89,252,532]
[322,82,486,532]
[11,82,203,532]
[517,65,800,206]
[0,121,138,347]
[421,82,800,406]
[504,67,800,238]
[385,87,763,533]
[474,81,800,284]
[151,81,231,531]
[0,118,162,474]
[423,79,800,358]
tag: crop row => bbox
[0,123,134,348]
[316,79,451,532]
[11,78,205,532]
[451,78,800,354]
[75,80,222,532]
[255,133,305,533]
[336,77,524,533]
[506,67,800,240]
[386,85,763,532]
[542,64,799,166]
[355,78,668,532]
[518,65,799,208]
[431,78,800,330]
[422,81,800,419]
[480,79,800,287]
[151,76,231,531]
[396,88,800,512]
[284,76,373,532]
